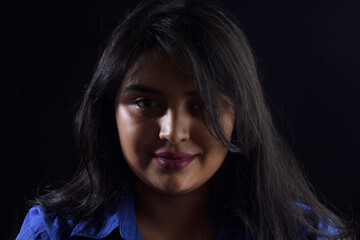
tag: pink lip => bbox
[154,152,197,170]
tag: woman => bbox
[17,0,355,239]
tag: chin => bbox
[152,179,209,196]
[153,183,194,195]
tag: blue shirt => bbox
[16,195,338,240]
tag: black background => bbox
[4,0,360,239]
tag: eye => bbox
[133,98,159,108]
[192,100,207,111]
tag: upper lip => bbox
[154,152,196,159]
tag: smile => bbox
[153,152,197,170]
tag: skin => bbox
[115,50,234,240]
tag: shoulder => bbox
[296,202,342,239]
[16,195,134,240]
[222,202,342,240]
[16,205,77,239]
[300,220,341,240]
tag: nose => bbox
[159,108,190,144]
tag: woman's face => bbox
[115,51,234,195]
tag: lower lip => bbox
[154,156,196,170]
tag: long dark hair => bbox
[36,0,354,239]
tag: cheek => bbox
[116,106,158,162]
[192,122,228,160]
[192,115,233,169]
[116,104,162,172]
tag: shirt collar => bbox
[70,194,142,239]
[69,194,239,240]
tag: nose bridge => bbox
[159,106,190,143]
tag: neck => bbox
[134,180,218,240]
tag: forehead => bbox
[121,49,195,90]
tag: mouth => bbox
[153,152,197,170]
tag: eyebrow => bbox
[123,84,198,96]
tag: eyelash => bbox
[192,101,207,111]
[132,98,207,112]
[133,98,159,108]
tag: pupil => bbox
[143,99,153,107]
